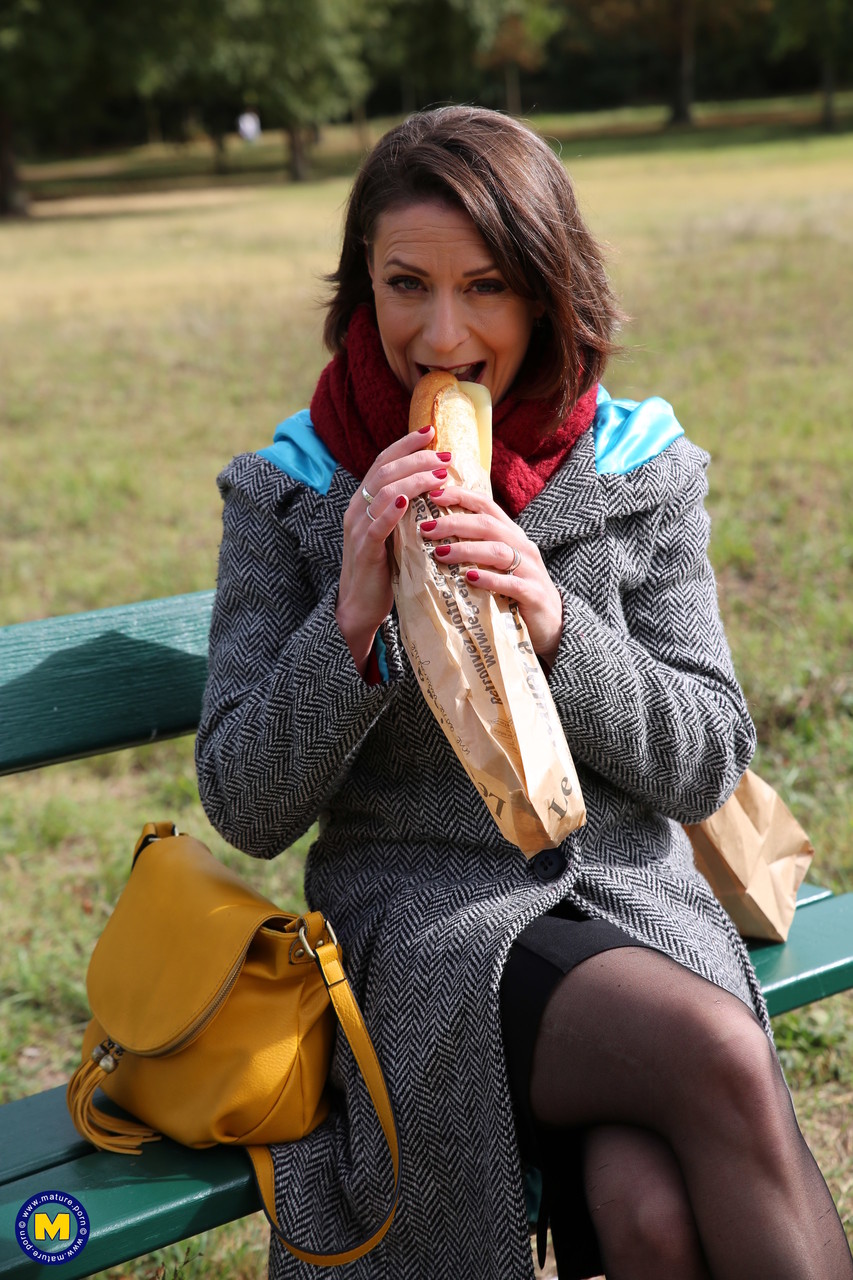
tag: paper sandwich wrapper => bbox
[685,768,814,942]
[390,383,585,856]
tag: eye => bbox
[469,279,507,296]
[386,275,423,293]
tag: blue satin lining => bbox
[256,393,682,689]
[258,409,337,495]
[259,392,684,495]
[375,633,389,681]
[593,387,683,475]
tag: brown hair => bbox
[323,105,622,417]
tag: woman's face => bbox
[367,201,543,405]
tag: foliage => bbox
[0,0,89,211]
[561,0,773,123]
[360,0,486,113]
[362,0,566,115]
[0,0,215,210]
[770,0,853,127]
[4,0,853,201]
[127,0,378,178]
[477,0,566,114]
[0,0,379,202]
[217,0,371,126]
[772,0,851,57]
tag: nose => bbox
[422,290,468,357]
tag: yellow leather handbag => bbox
[67,822,400,1267]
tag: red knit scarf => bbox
[310,305,598,518]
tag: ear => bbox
[365,241,375,285]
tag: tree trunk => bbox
[401,75,418,115]
[0,107,27,217]
[819,40,836,132]
[287,125,308,182]
[352,101,370,152]
[669,0,696,126]
[146,101,162,146]
[212,132,227,174]
[504,62,522,117]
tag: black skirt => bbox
[500,902,651,1279]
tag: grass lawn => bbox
[2,108,852,1273]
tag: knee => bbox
[589,1166,702,1274]
[584,1127,706,1277]
[690,1007,791,1153]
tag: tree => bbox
[0,0,205,215]
[563,0,772,126]
[360,0,564,116]
[771,0,852,130]
[0,0,91,214]
[208,0,375,180]
[362,0,487,114]
[477,0,565,115]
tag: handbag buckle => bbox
[296,918,338,962]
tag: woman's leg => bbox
[581,1125,712,1280]
[529,947,853,1280]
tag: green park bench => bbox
[1,591,852,1277]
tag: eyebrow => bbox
[383,256,499,278]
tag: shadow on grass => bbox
[22,138,369,205]
[17,107,853,219]
[542,115,853,159]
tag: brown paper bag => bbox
[391,486,585,857]
[685,769,814,942]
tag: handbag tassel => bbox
[66,1040,161,1156]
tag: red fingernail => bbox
[436,452,452,462]
[395,495,407,509]
[432,468,448,479]
[434,545,451,558]
[466,570,480,582]
[419,520,437,532]
[418,424,433,435]
[428,488,445,499]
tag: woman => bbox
[196,107,852,1279]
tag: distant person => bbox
[237,110,261,144]
[196,106,853,1279]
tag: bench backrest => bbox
[0,592,214,775]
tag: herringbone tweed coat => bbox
[196,422,767,1280]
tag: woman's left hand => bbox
[419,486,563,668]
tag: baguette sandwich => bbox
[408,371,492,493]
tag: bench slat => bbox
[0,1137,258,1278]
[793,881,833,907]
[0,1088,91,1184]
[750,893,853,1016]
[0,593,214,774]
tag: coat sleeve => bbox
[547,453,756,824]
[195,474,404,859]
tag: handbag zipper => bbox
[95,948,248,1063]
[93,914,331,1064]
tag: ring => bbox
[361,485,374,506]
[507,547,522,575]
[366,504,378,523]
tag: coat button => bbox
[532,849,567,882]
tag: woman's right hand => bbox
[335,423,450,675]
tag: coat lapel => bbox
[516,431,605,548]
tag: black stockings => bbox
[529,947,853,1280]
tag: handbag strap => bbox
[248,934,402,1266]
[133,822,401,1264]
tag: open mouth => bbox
[416,361,486,384]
